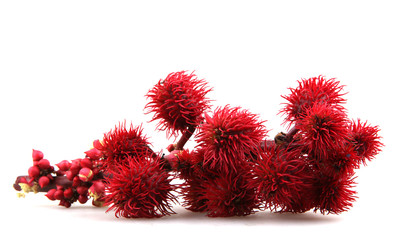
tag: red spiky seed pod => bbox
[296,103,349,159]
[314,175,356,214]
[145,71,211,136]
[104,155,176,218]
[250,146,315,212]
[281,75,346,124]
[196,105,267,173]
[97,122,153,170]
[348,119,383,165]
[201,169,258,217]
[319,145,359,179]
[181,176,208,212]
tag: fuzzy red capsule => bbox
[145,71,212,137]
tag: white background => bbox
[0,1,395,239]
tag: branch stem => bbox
[175,125,196,150]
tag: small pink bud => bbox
[166,144,176,152]
[54,190,64,200]
[78,194,89,204]
[56,160,71,171]
[70,159,81,175]
[78,168,93,182]
[32,149,44,161]
[45,189,57,200]
[60,200,71,208]
[72,176,81,187]
[38,176,50,188]
[46,174,54,181]
[77,186,88,195]
[38,159,51,169]
[19,177,28,184]
[93,139,103,150]
[28,166,40,179]
[89,180,105,197]
[164,150,183,170]
[63,188,74,199]
[80,158,92,169]
[92,168,100,176]
[85,148,102,160]
[65,171,75,181]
